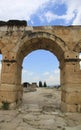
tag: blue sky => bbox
[22,50,59,85]
[0,0,81,85]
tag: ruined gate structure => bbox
[0,22,81,112]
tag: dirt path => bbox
[0,88,81,130]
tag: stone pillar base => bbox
[0,84,23,109]
[61,84,81,112]
[61,101,81,112]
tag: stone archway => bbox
[0,25,81,112]
[17,31,68,62]
[15,32,68,111]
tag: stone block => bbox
[61,84,81,92]
[0,91,18,103]
[1,73,18,84]
[65,91,81,104]
[0,84,23,103]
[61,88,81,105]
[0,84,22,91]
[61,90,66,102]
[61,102,77,112]
[2,62,17,73]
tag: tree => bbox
[44,81,47,87]
[39,81,43,87]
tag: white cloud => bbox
[22,68,60,86]
[43,72,50,76]
[39,0,81,25]
[40,8,76,24]
[42,69,60,85]
[22,69,40,83]
[44,11,58,23]
[0,0,81,25]
[62,0,81,25]
[79,54,81,59]
[41,10,75,24]
[23,69,33,76]
[45,74,60,86]
[54,69,60,74]
[0,0,49,21]
[72,12,81,25]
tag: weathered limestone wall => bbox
[0,25,81,111]
[0,58,23,109]
[61,61,81,112]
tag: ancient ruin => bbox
[0,20,81,112]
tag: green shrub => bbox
[2,101,10,110]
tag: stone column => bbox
[0,57,23,109]
[61,52,81,112]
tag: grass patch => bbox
[2,101,10,110]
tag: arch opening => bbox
[22,49,60,87]
[22,49,61,113]
[19,33,63,111]
[17,32,67,90]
